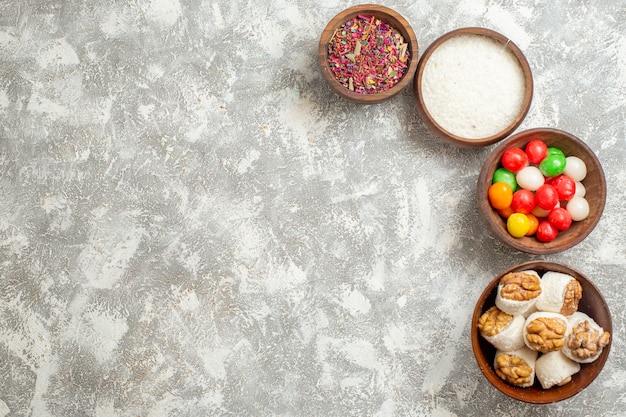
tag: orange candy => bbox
[488,182,513,209]
[497,206,515,219]
[525,213,539,236]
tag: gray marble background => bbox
[1,0,625,416]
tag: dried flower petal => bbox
[327,15,410,94]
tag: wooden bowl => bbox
[477,128,606,254]
[318,4,418,104]
[413,27,533,147]
[471,261,612,404]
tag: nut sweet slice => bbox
[500,271,542,301]
[535,351,581,389]
[523,311,568,353]
[561,279,583,316]
[535,271,582,316]
[495,270,542,316]
[494,348,538,388]
[478,306,526,352]
[478,306,513,337]
[562,311,611,363]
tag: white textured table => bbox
[1,1,625,416]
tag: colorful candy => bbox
[511,189,535,214]
[489,182,513,209]
[516,166,544,191]
[497,206,514,219]
[574,181,586,198]
[566,196,590,221]
[539,153,566,177]
[525,213,539,236]
[550,175,576,201]
[564,156,587,182]
[501,148,529,173]
[493,167,517,192]
[489,139,590,242]
[547,147,565,157]
[534,184,559,210]
[532,202,558,219]
[548,207,572,231]
[525,140,548,164]
[536,220,558,242]
[507,213,530,237]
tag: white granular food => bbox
[421,34,527,139]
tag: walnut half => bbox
[495,353,533,387]
[560,279,583,316]
[567,320,611,361]
[525,315,567,352]
[500,271,542,301]
[478,306,513,337]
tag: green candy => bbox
[493,167,517,191]
[540,153,567,177]
[547,147,565,157]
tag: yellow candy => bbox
[507,213,530,238]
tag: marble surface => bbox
[1,0,625,416]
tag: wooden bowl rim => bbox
[413,27,533,147]
[471,260,613,404]
[477,127,606,254]
[318,4,419,104]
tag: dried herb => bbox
[327,15,410,94]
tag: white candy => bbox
[482,313,527,352]
[562,312,609,364]
[532,202,559,218]
[574,181,586,198]
[566,196,590,221]
[564,156,587,182]
[535,271,580,315]
[495,270,541,316]
[535,351,580,389]
[516,166,545,191]
[494,347,538,388]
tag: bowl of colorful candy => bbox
[477,128,606,254]
[413,27,533,147]
[471,260,612,403]
[318,4,418,104]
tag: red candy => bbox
[551,175,576,201]
[511,189,536,214]
[525,139,548,165]
[534,184,559,210]
[501,148,529,173]
[548,207,572,231]
[536,220,559,242]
